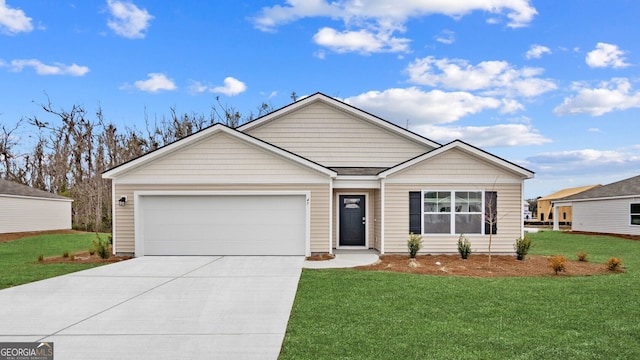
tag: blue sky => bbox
[1,0,639,199]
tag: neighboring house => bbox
[0,179,73,233]
[102,93,534,257]
[552,174,640,236]
[537,185,600,223]
[523,200,533,221]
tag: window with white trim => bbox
[422,191,488,235]
[631,203,640,226]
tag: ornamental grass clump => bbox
[606,257,623,271]
[576,252,588,262]
[514,236,532,261]
[457,234,472,259]
[407,232,423,259]
[93,233,111,259]
[548,255,567,275]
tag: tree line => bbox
[0,97,274,232]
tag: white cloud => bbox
[553,78,640,116]
[211,77,247,96]
[0,0,33,34]
[587,128,601,133]
[434,30,455,45]
[405,56,557,97]
[7,59,89,76]
[313,27,409,54]
[585,42,629,68]
[253,1,536,54]
[106,0,153,39]
[187,80,208,95]
[253,0,537,31]
[344,87,502,125]
[413,123,550,147]
[525,44,551,59]
[524,148,640,176]
[500,99,525,114]
[131,73,176,93]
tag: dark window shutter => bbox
[409,191,421,234]
[484,191,497,235]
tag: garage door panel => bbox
[140,195,306,255]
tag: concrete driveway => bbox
[0,256,304,360]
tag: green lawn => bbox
[0,232,111,289]
[280,232,640,359]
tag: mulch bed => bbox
[354,254,616,277]
[306,253,336,261]
[37,250,131,264]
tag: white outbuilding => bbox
[0,179,73,234]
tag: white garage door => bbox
[139,194,307,255]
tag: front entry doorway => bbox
[339,195,366,247]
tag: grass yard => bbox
[280,232,640,359]
[0,232,111,289]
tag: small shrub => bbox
[407,232,423,258]
[514,236,532,261]
[62,250,70,258]
[606,257,623,271]
[93,233,111,259]
[548,255,567,275]
[37,254,44,262]
[88,249,96,256]
[69,253,75,261]
[576,252,588,262]
[457,234,472,259]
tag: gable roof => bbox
[378,140,534,179]
[557,174,640,201]
[238,92,441,149]
[102,123,337,179]
[538,184,601,201]
[0,179,71,201]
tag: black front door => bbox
[339,195,366,246]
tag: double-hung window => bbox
[413,190,496,235]
[631,203,640,226]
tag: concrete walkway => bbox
[0,256,304,360]
[303,251,380,269]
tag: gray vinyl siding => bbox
[244,102,432,167]
[0,196,72,233]
[113,183,331,254]
[571,197,640,236]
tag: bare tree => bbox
[0,119,22,182]
[485,190,498,265]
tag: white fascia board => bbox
[103,124,226,179]
[0,194,73,202]
[554,194,640,205]
[103,123,336,179]
[379,140,534,179]
[111,178,332,185]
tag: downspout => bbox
[328,176,334,254]
[380,178,385,254]
[520,179,525,239]
[110,180,117,255]
[552,201,560,231]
